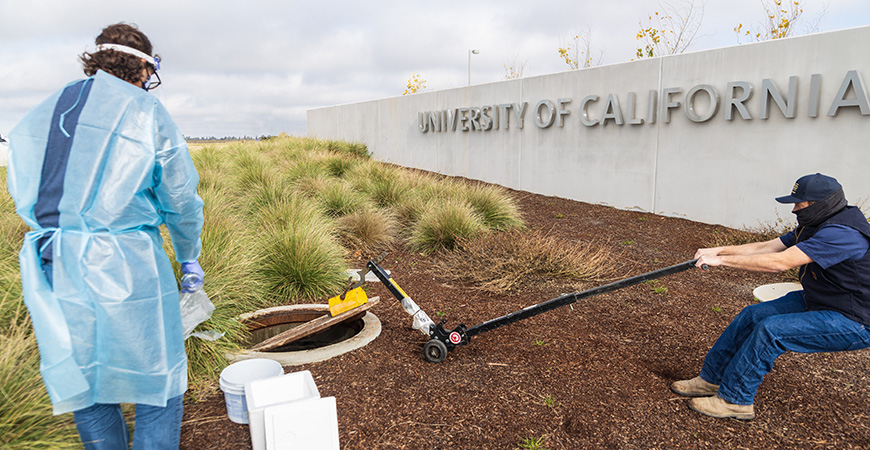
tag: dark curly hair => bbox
[79,23,158,85]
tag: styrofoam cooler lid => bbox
[265,397,339,450]
[246,370,320,411]
[246,371,322,450]
[753,282,802,302]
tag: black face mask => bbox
[794,188,847,228]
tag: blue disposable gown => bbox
[8,70,204,415]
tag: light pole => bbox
[468,49,479,86]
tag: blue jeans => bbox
[73,394,184,450]
[699,291,870,405]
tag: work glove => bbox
[180,260,205,293]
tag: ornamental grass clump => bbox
[390,190,427,227]
[231,147,274,192]
[189,144,227,173]
[260,138,304,167]
[258,222,347,301]
[323,139,369,158]
[346,162,407,208]
[409,198,487,254]
[284,157,330,186]
[437,230,617,294]
[317,180,369,217]
[367,176,406,208]
[0,292,79,449]
[0,170,28,323]
[254,195,347,302]
[254,191,324,230]
[246,175,293,215]
[337,208,397,253]
[415,174,464,200]
[463,183,524,230]
[325,156,359,178]
[190,146,230,193]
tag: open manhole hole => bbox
[247,312,365,351]
[229,302,381,366]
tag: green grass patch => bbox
[231,147,274,192]
[518,435,549,450]
[409,199,487,254]
[0,170,28,323]
[317,181,369,217]
[463,183,523,230]
[258,220,347,301]
[0,292,79,449]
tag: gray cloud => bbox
[1,0,867,137]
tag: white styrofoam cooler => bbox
[265,397,340,450]
[245,370,332,450]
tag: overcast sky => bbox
[1,0,868,138]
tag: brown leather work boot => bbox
[688,394,755,420]
[670,376,719,397]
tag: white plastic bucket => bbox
[219,358,284,424]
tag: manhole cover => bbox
[230,304,382,366]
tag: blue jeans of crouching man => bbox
[699,290,870,405]
[73,394,183,450]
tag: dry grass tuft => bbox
[337,209,397,253]
[437,230,617,294]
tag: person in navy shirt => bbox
[671,173,870,420]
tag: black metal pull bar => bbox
[464,259,700,338]
[366,259,409,301]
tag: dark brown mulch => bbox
[181,188,870,449]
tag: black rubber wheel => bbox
[423,339,448,363]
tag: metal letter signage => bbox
[414,71,869,133]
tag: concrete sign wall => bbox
[307,26,870,229]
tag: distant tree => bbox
[403,73,426,95]
[635,0,705,59]
[558,25,604,69]
[734,0,827,42]
[504,55,528,79]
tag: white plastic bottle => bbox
[179,273,216,339]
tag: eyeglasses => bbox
[144,55,161,91]
[144,70,161,91]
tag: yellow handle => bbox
[390,279,409,299]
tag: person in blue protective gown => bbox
[7,23,204,449]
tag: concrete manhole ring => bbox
[228,304,381,366]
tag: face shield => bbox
[95,43,162,91]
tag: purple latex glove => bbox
[180,260,205,293]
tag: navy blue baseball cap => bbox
[775,173,842,203]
